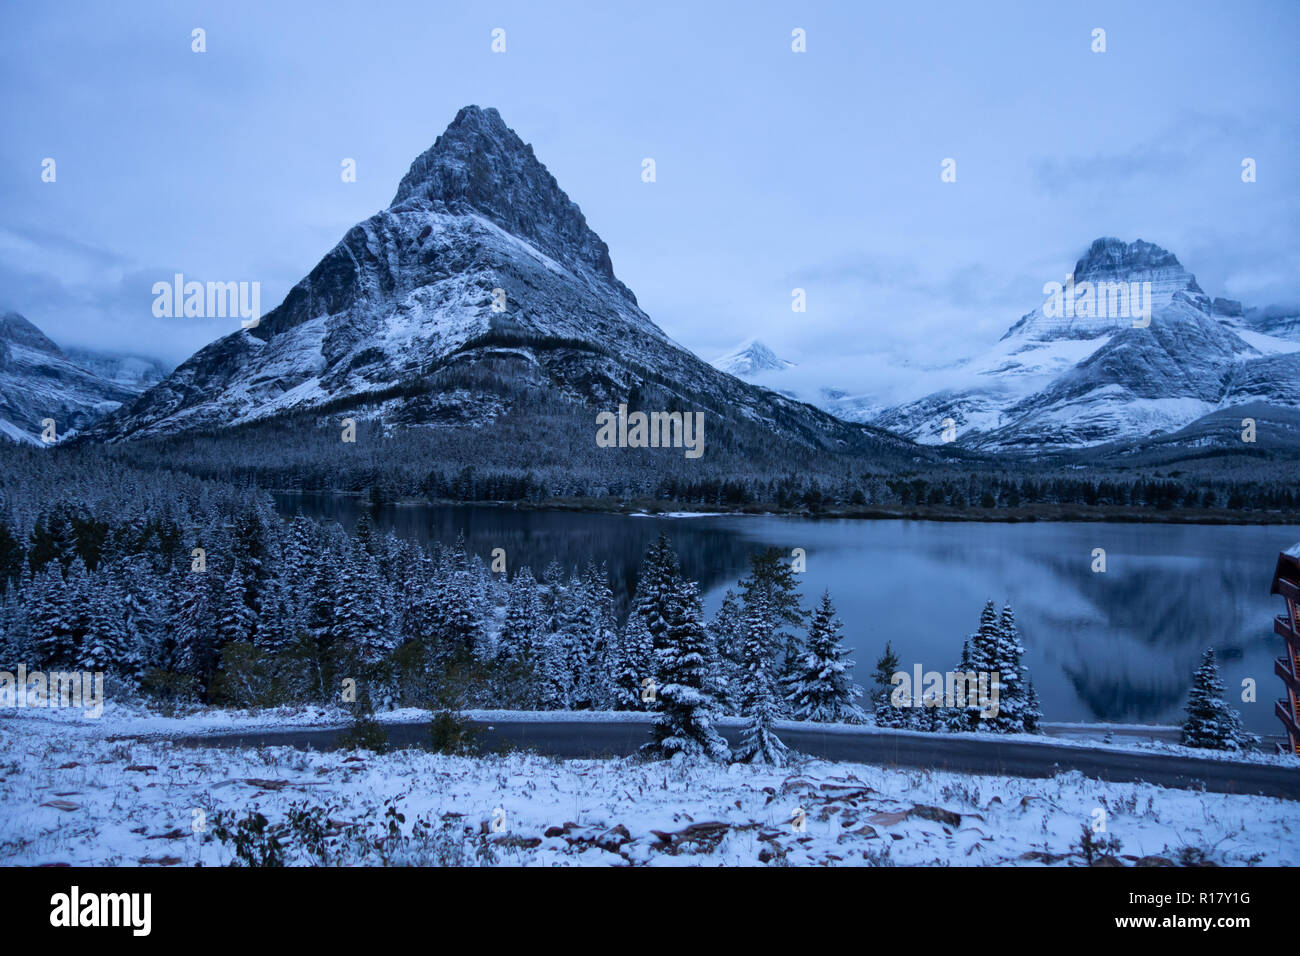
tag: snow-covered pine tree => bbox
[570,561,616,708]
[643,580,729,761]
[115,556,157,679]
[965,600,1010,732]
[282,515,319,602]
[630,533,682,667]
[734,596,788,766]
[172,567,218,683]
[610,533,685,710]
[61,557,94,668]
[26,562,73,667]
[353,510,375,555]
[609,611,655,710]
[79,569,131,677]
[216,561,256,647]
[872,640,908,728]
[0,521,23,595]
[1182,647,1247,750]
[938,637,975,732]
[540,560,567,632]
[426,546,485,666]
[739,547,806,689]
[1024,678,1042,733]
[78,567,139,681]
[304,546,341,651]
[229,506,274,642]
[0,586,21,665]
[498,565,567,708]
[706,588,745,716]
[536,569,585,709]
[782,591,866,723]
[988,602,1035,733]
[499,566,544,666]
[330,544,391,670]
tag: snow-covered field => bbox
[1,708,1294,867]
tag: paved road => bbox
[160,718,1300,801]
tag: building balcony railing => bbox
[1275,614,1300,646]
[1275,657,1300,698]
[1277,698,1300,743]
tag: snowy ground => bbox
[1,709,1295,867]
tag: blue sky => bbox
[2,0,1297,388]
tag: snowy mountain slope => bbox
[0,312,145,444]
[866,239,1300,451]
[86,107,916,461]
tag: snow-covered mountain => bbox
[0,312,150,445]
[63,348,169,391]
[711,339,794,376]
[87,107,911,461]
[863,239,1300,451]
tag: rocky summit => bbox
[85,106,910,463]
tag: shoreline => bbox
[269,489,1300,526]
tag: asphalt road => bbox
[160,718,1300,802]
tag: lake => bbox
[274,493,1300,735]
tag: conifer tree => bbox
[61,557,94,667]
[630,533,683,666]
[966,600,1021,733]
[0,522,24,595]
[1182,647,1247,750]
[173,567,218,683]
[610,612,655,710]
[79,570,132,677]
[707,588,745,715]
[939,637,976,732]
[872,640,908,728]
[990,603,1037,733]
[783,591,866,723]
[230,507,273,641]
[331,545,390,668]
[571,562,616,708]
[216,561,256,647]
[499,566,545,666]
[643,581,729,761]
[1024,678,1042,733]
[27,562,73,667]
[734,600,788,765]
[739,548,806,685]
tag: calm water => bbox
[274,493,1299,734]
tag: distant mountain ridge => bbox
[716,238,1300,454]
[63,348,169,390]
[0,312,161,444]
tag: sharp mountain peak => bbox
[390,105,623,291]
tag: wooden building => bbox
[1271,544,1300,755]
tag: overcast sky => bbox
[3,0,1298,395]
